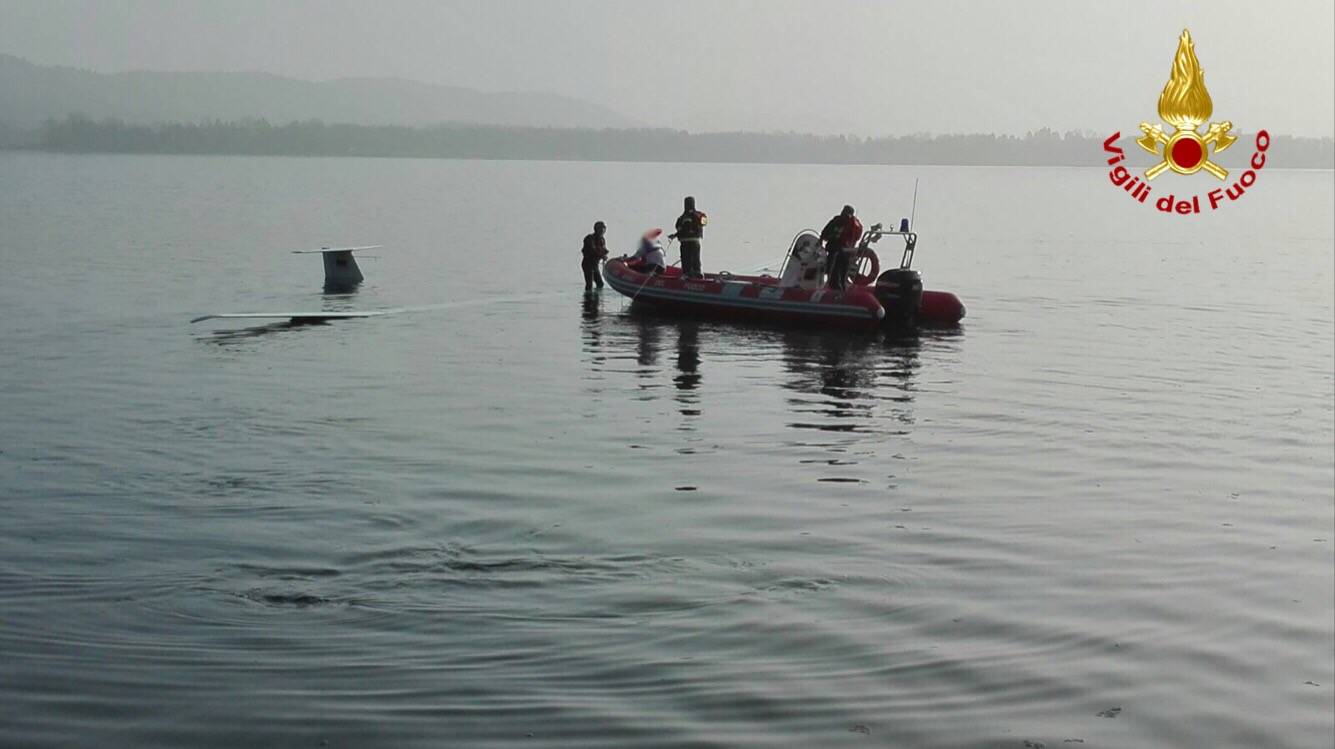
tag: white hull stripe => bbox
[606,274,878,320]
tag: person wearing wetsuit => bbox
[581,221,609,290]
[820,205,863,291]
[669,196,707,279]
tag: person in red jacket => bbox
[819,205,863,290]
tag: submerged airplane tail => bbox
[292,245,382,292]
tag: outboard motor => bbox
[779,233,826,289]
[874,268,923,331]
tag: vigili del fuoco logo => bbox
[1103,29,1269,214]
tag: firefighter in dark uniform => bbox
[581,220,609,290]
[819,205,863,291]
[669,196,707,279]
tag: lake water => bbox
[1,152,1332,748]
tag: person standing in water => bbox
[669,196,707,279]
[819,205,862,291]
[581,220,609,290]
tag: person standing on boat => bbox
[820,205,862,291]
[581,220,609,290]
[669,196,707,280]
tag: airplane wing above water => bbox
[190,292,571,326]
[290,245,384,254]
[189,309,402,324]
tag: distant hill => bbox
[26,116,1335,168]
[0,54,638,130]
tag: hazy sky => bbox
[2,0,1332,136]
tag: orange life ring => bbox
[851,248,880,286]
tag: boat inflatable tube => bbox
[920,290,966,325]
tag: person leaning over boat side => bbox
[581,220,609,290]
[668,196,707,279]
[627,230,667,275]
[820,205,863,291]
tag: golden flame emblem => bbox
[1157,29,1212,129]
[1137,30,1237,180]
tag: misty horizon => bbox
[3,52,1332,143]
[2,0,1331,138]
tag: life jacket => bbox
[841,216,863,249]
[676,210,707,240]
[822,215,863,249]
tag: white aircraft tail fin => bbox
[292,245,382,291]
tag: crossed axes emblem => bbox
[1137,121,1237,180]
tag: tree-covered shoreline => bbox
[9,114,1333,168]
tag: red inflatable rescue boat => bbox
[603,223,964,332]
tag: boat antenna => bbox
[910,178,920,230]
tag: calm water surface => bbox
[1,153,1332,748]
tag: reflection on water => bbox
[780,330,919,434]
[674,320,702,393]
[673,320,702,418]
[579,291,606,375]
[200,318,328,344]
[580,293,925,439]
[633,313,661,372]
